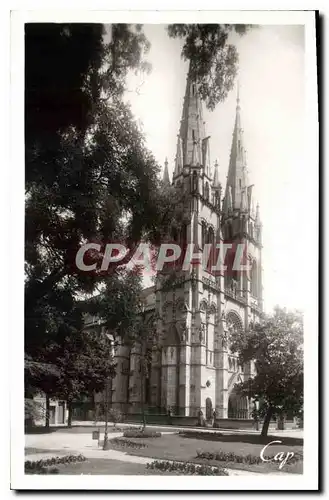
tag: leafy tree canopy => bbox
[168,24,253,110]
[229,307,303,435]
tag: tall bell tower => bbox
[222,87,263,325]
[155,69,228,417]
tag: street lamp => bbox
[103,332,114,450]
[103,377,111,450]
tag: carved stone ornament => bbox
[199,323,205,343]
[179,323,189,343]
[222,331,228,348]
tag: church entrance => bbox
[205,397,213,421]
[228,392,249,419]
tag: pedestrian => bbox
[212,409,217,428]
[167,406,172,424]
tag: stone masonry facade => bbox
[89,70,263,420]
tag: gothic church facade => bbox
[107,71,263,419]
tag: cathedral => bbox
[96,70,263,421]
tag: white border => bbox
[9,8,319,492]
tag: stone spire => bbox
[174,135,183,177]
[223,84,249,215]
[163,157,170,185]
[255,202,261,226]
[213,159,220,189]
[176,66,207,171]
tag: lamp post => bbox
[103,377,111,450]
[103,332,114,450]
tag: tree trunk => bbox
[67,401,73,428]
[140,361,146,431]
[261,406,273,437]
[45,394,50,429]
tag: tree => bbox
[129,309,158,430]
[52,330,116,427]
[229,307,303,437]
[25,23,174,404]
[97,288,158,431]
[167,24,253,110]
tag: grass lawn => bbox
[35,458,180,475]
[109,432,303,474]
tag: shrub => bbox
[24,399,45,426]
[146,460,228,475]
[123,429,161,439]
[108,425,136,433]
[108,408,125,428]
[179,430,223,439]
[25,454,86,474]
[195,450,303,465]
[110,437,147,449]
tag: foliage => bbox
[25,454,86,474]
[167,24,253,110]
[108,408,124,428]
[24,399,45,423]
[179,430,223,439]
[25,23,175,405]
[54,330,116,399]
[110,437,147,449]
[123,429,161,438]
[146,460,229,475]
[195,449,302,465]
[228,307,304,436]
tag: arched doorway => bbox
[205,397,213,420]
[228,392,249,419]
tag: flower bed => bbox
[25,454,86,474]
[179,430,223,439]
[123,429,161,439]
[110,437,147,449]
[146,460,228,475]
[196,450,303,465]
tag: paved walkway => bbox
[47,421,304,439]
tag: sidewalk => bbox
[49,420,303,439]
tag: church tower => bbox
[107,70,264,421]
[154,69,229,417]
[222,86,263,323]
[154,74,263,418]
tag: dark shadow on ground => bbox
[178,431,303,446]
[25,426,58,434]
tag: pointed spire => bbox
[163,157,170,185]
[223,81,250,215]
[202,136,211,176]
[227,186,233,212]
[240,188,247,212]
[174,135,183,177]
[178,65,206,168]
[255,202,261,226]
[191,139,202,166]
[251,197,256,219]
[213,160,220,189]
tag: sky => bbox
[123,25,307,313]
